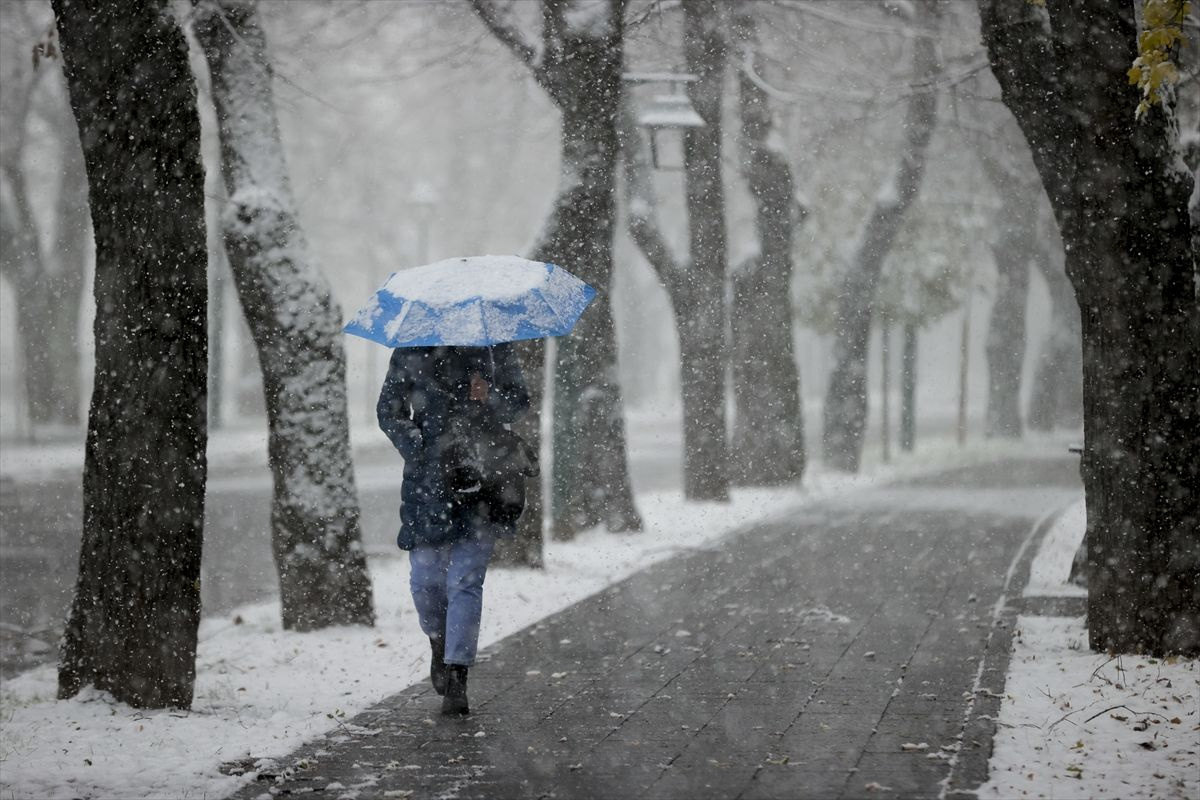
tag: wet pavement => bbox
[230,457,1081,800]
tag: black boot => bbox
[442,665,469,716]
[429,638,448,696]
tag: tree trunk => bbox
[676,0,731,500]
[900,322,917,451]
[981,0,1199,655]
[1027,240,1083,430]
[728,4,805,487]
[471,0,641,540]
[53,0,209,708]
[1,157,84,429]
[984,189,1033,438]
[540,92,641,536]
[194,0,374,631]
[47,119,89,428]
[822,7,940,472]
[492,338,545,566]
[0,23,84,432]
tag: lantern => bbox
[623,72,704,170]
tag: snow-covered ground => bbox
[982,502,1200,800]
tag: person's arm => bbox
[377,349,423,460]
[486,343,530,424]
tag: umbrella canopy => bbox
[343,255,596,347]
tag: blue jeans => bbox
[408,525,497,666]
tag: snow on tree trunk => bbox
[193,0,374,630]
[471,0,641,539]
[821,7,940,473]
[1027,239,1083,431]
[728,4,805,487]
[981,0,1199,656]
[52,0,209,709]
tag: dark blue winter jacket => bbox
[376,344,530,550]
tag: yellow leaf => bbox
[1151,61,1180,87]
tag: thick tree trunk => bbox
[729,5,805,487]
[194,0,374,630]
[984,188,1034,438]
[1,157,84,429]
[1027,241,1083,431]
[981,0,1199,655]
[540,94,641,537]
[675,0,732,501]
[900,322,917,451]
[53,0,209,708]
[822,7,940,472]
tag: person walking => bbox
[377,343,530,715]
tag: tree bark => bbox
[193,0,374,630]
[822,5,940,472]
[980,0,1199,655]
[471,0,642,540]
[729,4,805,486]
[53,0,209,708]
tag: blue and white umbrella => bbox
[343,255,596,347]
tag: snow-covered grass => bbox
[980,617,1199,800]
[983,503,1199,800]
[0,434,1064,799]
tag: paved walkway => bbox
[235,457,1081,799]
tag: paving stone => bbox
[739,765,852,799]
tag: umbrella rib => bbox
[384,299,415,342]
[474,297,491,345]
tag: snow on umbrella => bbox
[343,255,596,347]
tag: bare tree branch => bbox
[469,0,541,69]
